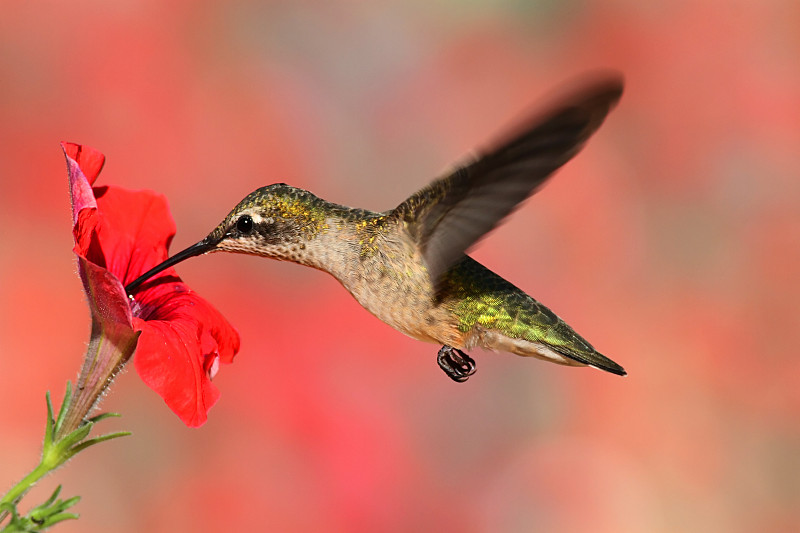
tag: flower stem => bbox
[0,462,51,518]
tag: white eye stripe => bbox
[250,214,275,225]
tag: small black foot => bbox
[437,345,476,383]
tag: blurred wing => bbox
[392,73,623,288]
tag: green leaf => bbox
[1,486,80,532]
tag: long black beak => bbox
[125,239,217,295]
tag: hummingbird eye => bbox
[236,214,254,234]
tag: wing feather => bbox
[392,73,624,288]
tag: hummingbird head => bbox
[208,183,329,258]
[125,183,328,294]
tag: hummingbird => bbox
[126,74,626,382]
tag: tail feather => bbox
[549,343,627,376]
[490,331,627,376]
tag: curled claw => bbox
[437,345,477,383]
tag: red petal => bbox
[133,282,239,427]
[89,185,176,286]
[63,144,100,257]
[133,318,219,427]
[62,142,105,185]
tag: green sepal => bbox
[86,412,121,424]
[67,431,131,459]
[40,383,130,470]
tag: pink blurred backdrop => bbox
[1,1,799,532]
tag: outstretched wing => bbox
[392,73,623,289]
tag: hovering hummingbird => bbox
[127,74,626,382]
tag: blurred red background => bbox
[2,1,799,532]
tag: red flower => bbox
[64,142,239,427]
